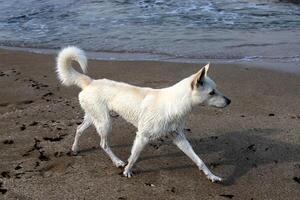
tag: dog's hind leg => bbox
[172,132,222,182]
[123,134,149,178]
[71,114,92,154]
[92,109,125,168]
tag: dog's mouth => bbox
[213,104,228,108]
[211,97,231,108]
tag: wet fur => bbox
[56,46,230,182]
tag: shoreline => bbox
[0,49,299,199]
[1,45,299,74]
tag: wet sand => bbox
[0,49,299,200]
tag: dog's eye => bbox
[198,80,204,86]
[209,90,215,95]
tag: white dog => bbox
[56,46,231,182]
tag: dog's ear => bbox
[203,62,210,76]
[191,63,210,89]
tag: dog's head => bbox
[191,63,231,108]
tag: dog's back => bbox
[79,78,154,127]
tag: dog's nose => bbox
[225,97,231,105]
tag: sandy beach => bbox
[0,48,299,200]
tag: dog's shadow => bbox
[137,128,300,185]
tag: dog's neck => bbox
[163,78,194,119]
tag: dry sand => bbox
[0,49,299,200]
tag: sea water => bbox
[0,0,299,68]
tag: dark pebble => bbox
[220,194,234,199]
[20,124,26,131]
[15,165,22,170]
[0,188,7,194]
[293,177,300,184]
[22,100,34,104]
[170,187,176,193]
[43,92,53,97]
[247,144,256,152]
[38,151,50,161]
[34,162,40,168]
[211,136,218,140]
[1,171,10,178]
[3,139,14,145]
[118,197,126,200]
[264,147,269,151]
[268,113,275,116]
[15,172,25,179]
[149,143,160,150]
[0,103,9,107]
[34,138,42,150]
[145,183,154,187]
[43,135,64,142]
[22,152,30,157]
[43,122,50,127]
[29,121,38,126]
[210,162,220,168]
[240,115,245,117]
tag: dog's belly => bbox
[108,94,144,128]
[111,106,140,127]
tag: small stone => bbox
[219,194,234,199]
[293,177,300,184]
[29,121,38,126]
[3,139,14,145]
[145,183,155,187]
[15,165,22,170]
[1,171,10,178]
[20,124,26,131]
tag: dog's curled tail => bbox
[56,46,92,89]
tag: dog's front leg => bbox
[172,132,222,182]
[123,134,149,178]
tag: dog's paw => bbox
[67,149,78,156]
[207,174,222,183]
[71,146,78,155]
[123,170,133,178]
[114,160,126,168]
